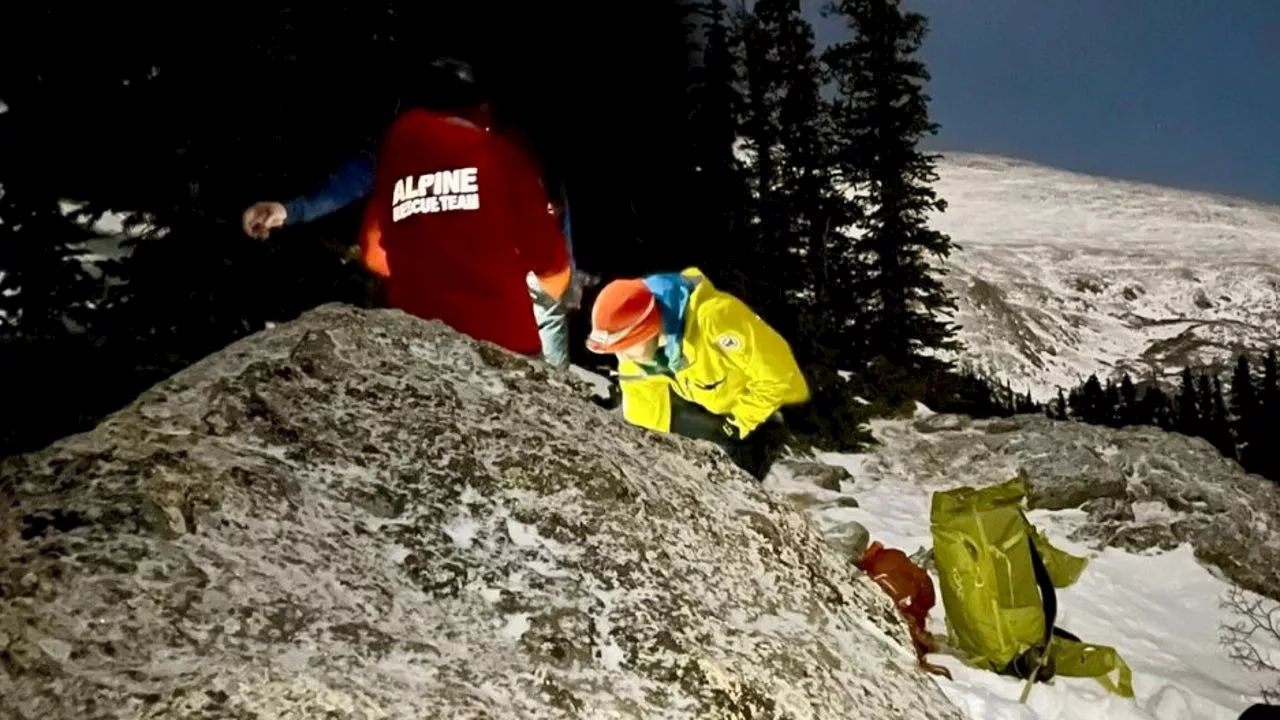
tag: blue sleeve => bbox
[282,154,376,226]
[558,182,575,269]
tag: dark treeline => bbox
[925,368,1039,419]
[0,0,1005,456]
[1049,349,1280,482]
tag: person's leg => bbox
[719,420,788,481]
[530,288,571,368]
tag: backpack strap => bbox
[1019,526,1135,701]
[1014,533,1060,701]
[1028,532,1058,649]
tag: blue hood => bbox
[642,272,698,371]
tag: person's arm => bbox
[506,144,571,300]
[619,374,674,432]
[699,295,811,438]
[357,196,390,279]
[557,181,574,268]
[282,154,376,226]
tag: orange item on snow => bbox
[856,541,952,679]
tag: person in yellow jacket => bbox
[584,267,810,479]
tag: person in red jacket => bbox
[356,59,570,356]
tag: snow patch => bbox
[569,365,614,402]
[500,613,531,640]
[442,510,479,549]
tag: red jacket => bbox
[358,109,570,356]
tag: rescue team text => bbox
[392,167,480,221]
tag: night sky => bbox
[806,0,1280,203]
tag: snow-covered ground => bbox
[931,153,1280,401]
[766,413,1279,719]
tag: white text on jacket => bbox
[392,168,480,221]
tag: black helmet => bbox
[429,57,477,86]
[400,56,486,112]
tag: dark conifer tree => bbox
[1209,376,1236,458]
[743,0,828,338]
[1067,386,1084,420]
[0,193,102,343]
[822,0,958,373]
[1080,374,1106,424]
[1196,373,1217,440]
[1176,368,1199,436]
[1015,389,1037,414]
[1051,388,1068,420]
[729,0,872,451]
[1262,348,1280,479]
[684,0,749,283]
[735,1,781,300]
[1118,374,1137,426]
[1229,354,1259,467]
[1138,384,1170,430]
[1104,378,1122,427]
[1263,348,1280,411]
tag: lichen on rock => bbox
[0,304,961,719]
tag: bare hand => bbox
[242,201,287,240]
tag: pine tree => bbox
[736,1,781,295]
[0,189,115,453]
[1260,348,1279,479]
[0,185,106,344]
[1067,387,1083,420]
[822,0,958,374]
[1080,374,1106,424]
[1138,384,1170,430]
[1209,376,1235,459]
[1229,354,1259,468]
[1103,378,1121,427]
[1016,389,1037,414]
[1196,374,1216,441]
[732,0,872,452]
[1176,368,1199,436]
[741,0,829,341]
[684,0,748,281]
[1118,374,1137,426]
[1052,388,1068,420]
[1264,348,1280,410]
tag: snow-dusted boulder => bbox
[776,459,853,493]
[868,412,1280,601]
[0,304,961,719]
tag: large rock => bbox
[776,460,852,493]
[0,304,961,720]
[865,412,1280,602]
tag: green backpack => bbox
[930,475,1134,700]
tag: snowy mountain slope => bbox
[767,411,1280,719]
[929,153,1280,400]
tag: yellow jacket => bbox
[618,267,810,438]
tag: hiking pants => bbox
[531,287,571,368]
